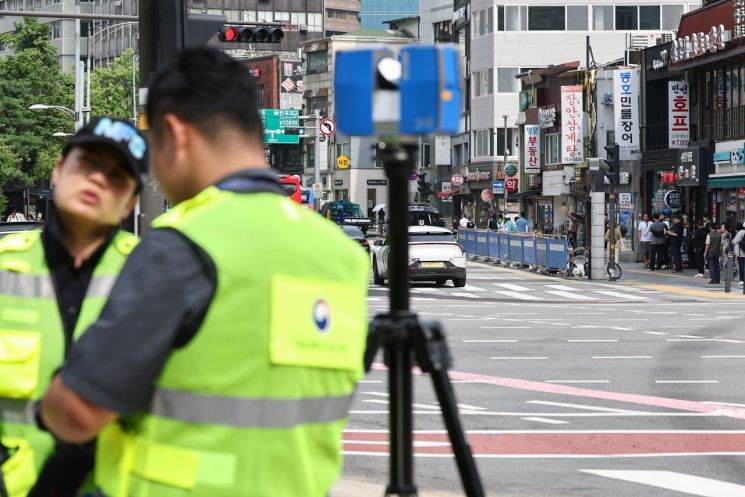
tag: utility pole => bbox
[313,109,322,210]
[502,114,508,215]
[604,144,620,281]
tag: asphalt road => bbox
[337,261,745,497]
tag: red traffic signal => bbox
[218,26,284,43]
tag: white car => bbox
[371,226,467,287]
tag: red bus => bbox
[279,175,302,204]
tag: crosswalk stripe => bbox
[580,470,745,496]
[545,284,580,291]
[492,290,544,301]
[545,290,598,300]
[493,283,531,291]
[463,284,487,292]
[451,292,481,299]
[592,290,649,300]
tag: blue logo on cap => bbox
[93,118,146,160]
[313,300,330,333]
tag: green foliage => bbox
[90,48,138,121]
[0,18,72,196]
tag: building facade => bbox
[360,0,418,29]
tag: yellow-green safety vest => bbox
[95,186,369,497]
[0,230,139,497]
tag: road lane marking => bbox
[521,417,569,425]
[579,469,745,496]
[607,319,648,321]
[463,284,486,292]
[702,355,745,358]
[493,283,531,291]
[480,326,530,329]
[451,292,481,299]
[526,400,641,413]
[565,312,604,315]
[491,356,548,360]
[545,284,580,291]
[492,290,544,300]
[463,339,518,343]
[645,332,668,335]
[568,339,619,343]
[358,380,383,384]
[457,404,488,411]
[545,380,610,384]
[593,356,652,359]
[592,290,649,300]
[547,291,598,300]
[655,380,719,384]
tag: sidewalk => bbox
[332,478,463,497]
[610,262,745,299]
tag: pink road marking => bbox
[343,432,745,455]
[369,364,745,419]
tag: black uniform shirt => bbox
[41,211,117,353]
[60,169,285,415]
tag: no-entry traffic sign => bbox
[320,118,336,136]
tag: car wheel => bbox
[435,279,447,286]
[453,277,466,288]
[373,257,384,285]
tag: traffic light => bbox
[603,144,620,173]
[417,172,431,202]
[218,26,284,43]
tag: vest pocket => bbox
[1,436,37,497]
[0,330,41,398]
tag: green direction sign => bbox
[260,109,301,144]
[505,164,518,177]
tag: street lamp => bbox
[29,104,77,120]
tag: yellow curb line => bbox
[638,283,745,299]
[626,269,695,280]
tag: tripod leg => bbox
[386,342,417,497]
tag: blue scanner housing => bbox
[334,45,461,137]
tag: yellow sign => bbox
[336,155,351,169]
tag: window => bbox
[607,130,616,146]
[545,133,560,164]
[472,7,493,37]
[291,12,306,26]
[496,128,517,156]
[49,21,61,39]
[505,6,527,31]
[497,67,519,93]
[307,50,328,74]
[225,10,241,21]
[473,129,493,157]
[336,142,351,158]
[615,6,637,30]
[473,68,493,97]
[258,11,272,22]
[307,96,328,116]
[44,0,60,5]
[593,5,613,30]
[243,10,257,22]
[80,20,92,38]
[256,84,266,108]
[421,142,431,168]
[567,6,588,31]
[274,11,290,22]
[308,13,323,32]
[639,6,660,30]
[433,20,453,42]
[529,6,565,31]
[661,5,684,30]
[497,6,504,31]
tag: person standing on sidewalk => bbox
[637,213,653,267]
[692,220,708,277]
[732,222,745,288]
[704,222,722,284]
[721,224,734,282]
[668,214,684,272]
[649,214,668,271]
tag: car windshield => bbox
[330,203,363,217]
[409,232,455,242]
[281,184,298,196]
[342,225,364,237]
[409,212,439,226]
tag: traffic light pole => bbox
[314,110,321,211]
[608,188,617,281]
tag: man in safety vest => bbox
[0,117,146,497]
[40,48,369,497]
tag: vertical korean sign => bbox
[561,86,583,164]
[524,125,540,173]
[614,70,640,151]
[668,81,689,148]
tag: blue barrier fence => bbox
[458,229,568,271]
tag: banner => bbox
[668,81,689,149]
[524,125,540,173]
[561,86,583,164]
[614,70,640,151]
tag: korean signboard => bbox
[539,106,556,129]
[524,125,540,173]
[614,70,640,151]
[668,81,689,149]
[736,0,745,40]
[560,86,583,164]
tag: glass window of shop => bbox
[716,189,745,225]
[700,63,745,141]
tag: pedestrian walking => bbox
[515,212,529,233]
[732,222,745,287]
[659,213,671,268]
[637,213,653,267]
[39,48,369,497]
[0,117,144,497]
[704,222,723,284]
[488,212,499,230]
[692,219,708,277]
[5,207,26,222]
[459,214,469,229]
[35,211,43,222]
[648,213,668,271]
[668,214,684,272]
[721,224,734,282]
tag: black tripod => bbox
[364,142,485,497]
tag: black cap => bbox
[63,117,148,189]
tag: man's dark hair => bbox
[520,212,525,217]
[147,48,263,144]
[708,222,718,230]
[672,214,680,220]
[737,222,744,231]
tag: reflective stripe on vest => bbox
[0,273,118,299]
[0,398,34,425]
[152,388,355,428]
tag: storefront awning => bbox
[508,190,540,201]
[436,189,460,198]
[708,176,745,188]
